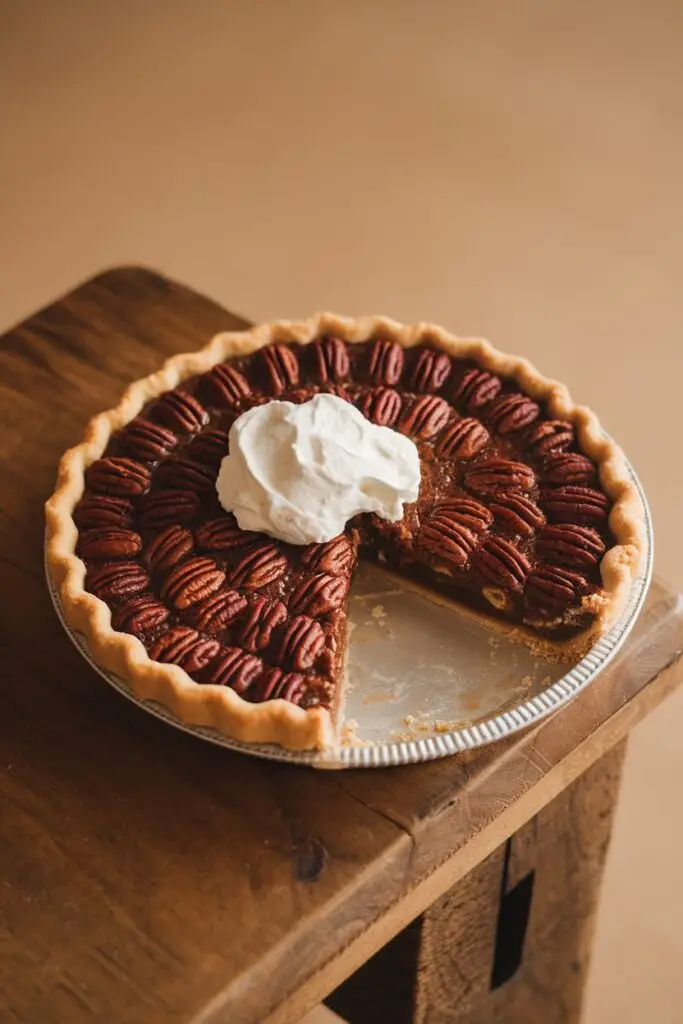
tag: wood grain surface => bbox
[1,268,682,1024]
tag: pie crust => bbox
[45,314,646,750]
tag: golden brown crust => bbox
[45,313,646,749]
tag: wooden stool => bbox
[1,269,681,1024]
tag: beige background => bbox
[2,2,682,1021]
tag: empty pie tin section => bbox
[45,461,652,769]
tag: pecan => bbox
[398,395,450,440]
[434,497,493,534]
[201,363,251,407]
[464,458,535,493]
[149,627,220,674]
[525,420,574,457]
[236,595,287,652]
[229,540,288,589]
[300,534,356,575]
[154,457,216,496]
[472,536,531,591]
[117,419,178,462]
[161,556,226,609]
[524,566,590,618]
[452,368,502,412]
[322,383,352,402]
[78,527,142,559]
[278,615,325,671]
[196,515,258,551]
[74,494,134,530]
[311,335,350,383]
[146,524,193,570]
[358,387,402,427]
[262,344,300,393]
[187,430,230,469]
[436,417,490,459]
[189,588,248,633]
[255,668,306,704]
[111,594,170,637]
[289,573,348,616]
[368,337,404,386]
[409,349,451,392]
[87,561,149,602]
[541,452,595,485]
[536,524,606,568]
[485,393,539,434]
[203,646,263,693]
[542,485,610,525]
[418,511,478,568]
[138,489,200,528]
[489,494,545,538]
[154,390,208,433]
[87,457,150,498]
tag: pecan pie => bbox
[45,315,645,750]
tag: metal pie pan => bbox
[46,460,652,769]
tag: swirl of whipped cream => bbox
[216,394,420,545]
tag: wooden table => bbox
[1,268,682,1024]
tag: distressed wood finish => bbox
[0,269,682,1024]
[329,742,626,1023]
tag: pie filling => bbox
[72,336,615,716]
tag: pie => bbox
[45,314,645,750]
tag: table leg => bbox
[326,740,627,1024]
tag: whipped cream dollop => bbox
[216,394,420,545]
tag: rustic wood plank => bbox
[1,268,681,1024]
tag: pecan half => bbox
[189,588,248,633]
[154,390,208,433]
[541,452,595,485]
[452,368,502,412]
[311,335,350,383]
[542,485,610,525]
[436,417,490,459]
[187,430,230,469]
[418,511,478,568]
[409,349,451,392]
[300,534,356,576]
[203,646,263,693]
[111,594,170,637]
[358,387,402,427]
[524,566,590,618]
[78,527,142,559]
[87,561,149,601]
[485,393,539,434]
[201,363,251,407]
[398,395,451,440]
[87,457,150,498]
[149,627,220,674]
[525,420,574,457]
[138,490,201,528]
[278,615,325,671]
[262,344,300,394]
[117,419,178,462]
[435,497,493,534]
[74,494,134,530]
[236,595,287,652]
[536,524,606,568]
[472,536,531,591]
[489,494,545,538]
[229,540,288,589]
[368,338,404,386]
[154,457,216,496]
[161,556,226,609]
[146,524,193,570]
[195,515,258,552]
[255,668,306,705]
[464,458,535,494]
[289,573,348,616]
